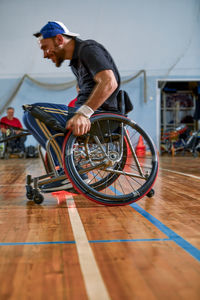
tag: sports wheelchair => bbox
[0,129,26,159]
[25,92,158,206]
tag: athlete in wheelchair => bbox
[23,21,158,205]
[0,107,26,158]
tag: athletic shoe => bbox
[41,177,73,192]
[41,170,89,192]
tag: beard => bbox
[54,48,65,67]
[55,57,64,67]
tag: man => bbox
[1,107,26,154]
[23,21,120,191]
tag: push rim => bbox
[63,113,158,205]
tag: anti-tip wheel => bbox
[146,189,155,198]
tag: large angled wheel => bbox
[62,113,158,206]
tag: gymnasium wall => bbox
[0,0,200,147]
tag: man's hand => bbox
[66,113,91,136]
[1,128,7,134]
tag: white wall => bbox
[0,0,200,78]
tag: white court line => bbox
[160,168,200,180]
[0,184,25,187]
[66,196,110,300]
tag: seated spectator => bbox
[0,107,26,154]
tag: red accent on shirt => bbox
[68,97,77,108]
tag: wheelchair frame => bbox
[25,112,158,205]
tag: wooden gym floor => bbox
[0,156,199,300]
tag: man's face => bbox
[39,37,65,67]
[7,109,14,119]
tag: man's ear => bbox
[55,34,64,45]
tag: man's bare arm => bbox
[1,128,7,134]
[84,69,118,111]
[66,69,118,136]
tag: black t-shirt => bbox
[69,38,120,111]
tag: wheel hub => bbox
[108,151,120,162]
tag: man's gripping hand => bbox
[66,113,91,136]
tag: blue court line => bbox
[0,238,171,247]
[0,241,75,246]
[130,203,200,262]
[105,182,200,262]
[89,238,171,243]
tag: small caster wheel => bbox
[146,189,155,198]
[33,189,44,204]
[26,185,33,200]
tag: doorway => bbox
[157,80,200,154]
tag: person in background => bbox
[0,107,26,154]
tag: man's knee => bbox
[23,111,30,123]
[23,110,33,129]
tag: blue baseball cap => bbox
[33,21,79,39]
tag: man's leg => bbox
[17,134,26,152]
[7,138,16,153]
[23,102,89,192]
[23,102,70,167]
